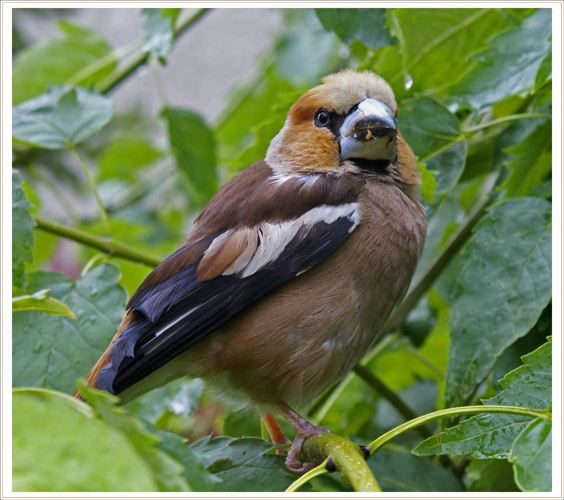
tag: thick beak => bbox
[339,98,397,163]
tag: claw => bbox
[272,402,331,474]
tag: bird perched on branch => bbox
[75,69,427,474]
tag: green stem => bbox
[69,145,110,236]
[97,8,210,94]
[368,405,551,457]
[353,365,431,440]
[285,459,330,493]
[33,215,161,268]
[461,113,552,133]
[65,39,144,87]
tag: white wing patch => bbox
[204,203,359,279]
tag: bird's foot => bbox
[273,402,331,474]
[284,426,331,473]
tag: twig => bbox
[33,215,161,268]
[97,8,210,94]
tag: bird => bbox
[74,69,427,474]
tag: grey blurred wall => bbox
[13,8,283,118]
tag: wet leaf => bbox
[445,198,551,407]
[12,171,35,289]
[12,263,127,394]
[12,86,114,150]
[315,8,394,49]
[414,338,551,460]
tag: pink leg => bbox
[273,402,331,474]
[259,411,291,456]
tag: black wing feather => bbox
[97,217,355,394]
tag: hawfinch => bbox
[75,70,427,473]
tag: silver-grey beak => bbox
[339,98,397,163]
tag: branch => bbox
[97,8,210,94]
[286,434,380,492]
[33,216,162,268]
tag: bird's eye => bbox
[314,109,331,127]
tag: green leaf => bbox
[451,9,552,109]
[510,417,552,492]
[163,108,218,209]
[315,8,395,49]
[12,21,115,105]
[499,122,552,199]
[79,384,191,492]
[535,44,552,90]
[13,391,157,492]
[12,86,114,150]
[142,8,180,59]
[275,9,342,88]
[464,458,519,491]
[529,180,552,199]
[12,171,35,289]
[425,140,468,200]
[124,378,203,425]
[368,446,463,492]
[151,428,218,492]
[98,134,162,181]
[232,114,287,172]
[445,198,551,407]
[418,163,437,205]
[398,96,461,160]
[368,8,508,101]
[12,289,76,319]
[415,338,551,459]
[12,263,127,394]
[190,436,304,492]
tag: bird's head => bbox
[266,69,420,189]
